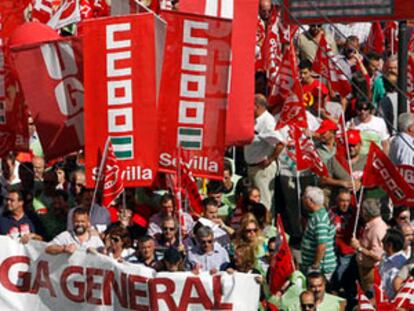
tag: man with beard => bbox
[45,207,104,255]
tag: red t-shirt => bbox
[302,79,329,112]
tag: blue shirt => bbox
[0,214,36,239]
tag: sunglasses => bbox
[110,236,121,243]
[301,304,315,309]
[200,239,213,245]
[163,227,175,232]
[245,228,258,233]
[399,215,409,220]
[357,107,370,111]
[75,183,84,187]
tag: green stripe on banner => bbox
[111,136,132,144]
[114,150,132,158]
[179,128,202,136]
[180,141,201,149]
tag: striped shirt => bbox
[301,207,337,274]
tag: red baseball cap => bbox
[316,119,338,134]
[346,129,362,145]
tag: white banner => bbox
[0,237,260,310]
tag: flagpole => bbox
[352,186,365,237]
[296,169,301,225]
[90,137,110,217]
[341,110,358,202]
[176,145,183,244]
[318,75,322,119]
[122,189,126,213]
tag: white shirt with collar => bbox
[389,132,414,166]
[244,110,279,165]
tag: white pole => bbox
[90,137,110,217]
[352,186,365,237]
[341,110,358,202]
[318,75,322,119]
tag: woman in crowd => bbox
[104,225,135,262]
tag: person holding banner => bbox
[45,207,104,255]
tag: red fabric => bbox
[384,22,398,55]
[393,277,414,308]
[312,34,352,97]
[178,0,258,146]
[83,14,159,187]
[101,141,125,208]
[357,283,375,310]
[302,79,329,113]
[11,37,83,160]
[289,125,329,176]
[363,143,414,206]
[32,0,54,23]
[329,207,356,255]
[364,22,385,54]
[158,11,231,179]
[269,215,295,294]
[80,0,93,19]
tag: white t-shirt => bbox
[347,116,389,155]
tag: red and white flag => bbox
[32,0,54,23]
[363,143,414,206]
[48,0,81,29]
[12,37,84,160]
[364,22,385,54]
[393,277,414,309]
[158,11,232,179]
[83,14,160,187]
[179,0,258,146]
[269,215,295,294]
[357,284,375,311]
[384,21,398,55]
[312,34,352,98]
[290,126,329,177]
[101,140,124,208]
[408,32,414,112]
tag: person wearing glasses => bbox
[154,216,184,260]
[299,291,316,311]
[104,225,135,262]
[185,226,230,273]
[234,213,267,260]
[346,100,390,155]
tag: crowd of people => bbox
[1,0,414,310]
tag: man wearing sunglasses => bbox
[347,100,390,155]
[299,290,316,311]
[185,226,230,274]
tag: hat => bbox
[316,120,338,134]
[163,248,182,264]
[346,129,362,145]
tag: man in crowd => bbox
[147,193,194,239]
[185,226,230,273]
[244,94,281,211]
[389,112,414,166]
[351,198,388,291]
[134,235,159,269]
[32,156,45,182]
[301,186,337,280]
[45,207,104,255]
[0,189,42,243]
[316,119,338,164]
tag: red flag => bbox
[269,215,295,294]
[363,143,414,206]
[364,22,385,54]
[181,166,204,215]
[83,14,160,187]
[268,42,298,108]
[32,0,54,23]
[290,125,329,177]
[101,140,124,208]
[12,37,84,160]
[357,283,375,310]
[398,165,414,188]
[158,11,231,179]
[393,277,414,309]
[312,34,352,98]
[408,33,414,112]
[179,0,258,146]
[0,3,35,157]
[80,0,93,19]
[48,0,81,29]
